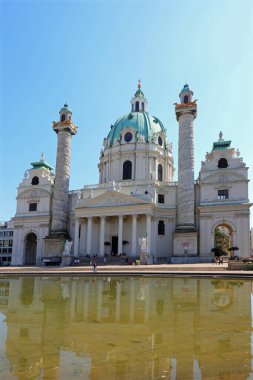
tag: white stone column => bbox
[87,217,92,256]
[99,216,105,257]
[118,215,123,255]
[74,218,79,257]
[131,215,137,256]
[177,112,196,228]
[146,214,151,255]
[51,130,72,232]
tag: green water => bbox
[0,276,252,380]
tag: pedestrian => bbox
[93,260,97,272]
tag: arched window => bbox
[61,114,66,122]
[158,164,163,181]
[158,220,165,235]
[218,158,228,168]
[184,95,188,103]
[31,176,39,185]
[123,160,132,180]
[141,102,145,111]
[68,115,71,120]
[135,101,139,112]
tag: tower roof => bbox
[179,83,193,97]
[31,153,53,171]
[59,103,72,114]
[212,132,231,151]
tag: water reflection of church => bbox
[0,277,252,379]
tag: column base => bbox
[44,234,68,258]
[61,255,73,267]
[172,231,198,258]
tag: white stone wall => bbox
[12,223,49,265]
[198,144,251,259]
[12,166,53,265]
[99,141,173,183]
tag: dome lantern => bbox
[130,80,148,112]
[59,102,72,122]
[179,84,193,104]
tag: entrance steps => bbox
[77,256,139,266]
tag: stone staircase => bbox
[75,256,139,266]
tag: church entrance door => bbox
[24,233,37,265]
[111,236,118,256]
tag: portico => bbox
[74,190,154,257]
[74,213,153,257]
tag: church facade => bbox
[11,83,251,265]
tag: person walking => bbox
[93,260,97,272]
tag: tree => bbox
[214,226,230,256]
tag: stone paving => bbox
[0,263,253,278]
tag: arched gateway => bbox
[24,233,37,265]
[213,223,234,257]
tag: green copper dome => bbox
[107,112,166,147]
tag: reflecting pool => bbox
[0,276,253,379]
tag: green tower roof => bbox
[59,103,72,114]
[31,160,53,171]
[212,140,231,151]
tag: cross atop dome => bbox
[131,80,148,112]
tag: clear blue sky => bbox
[1,0,253,225]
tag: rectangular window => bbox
[3,241,8,247]
[158,220,165,235]
[0,241,2,247]
[218,189,229,200]
[3,232,8,237]
[158,194,165,204]
[9,240,13,247]
[29,203,37,211]
[9,231,13,237]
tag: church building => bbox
[11,83,251,265]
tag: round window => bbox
[158,136,163,146]
[124,132,133,142]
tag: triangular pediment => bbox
[75,190,150,209]
[201,171,247,184]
